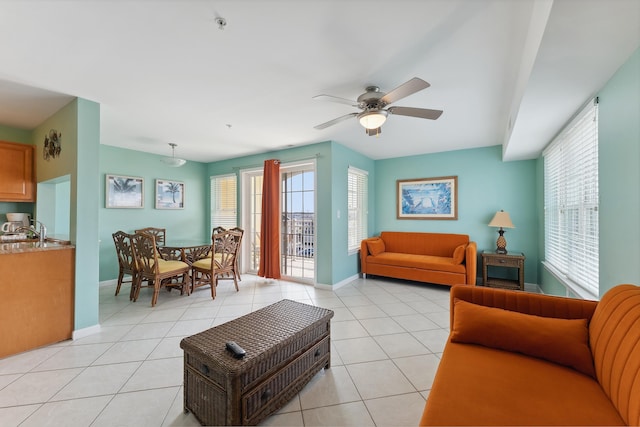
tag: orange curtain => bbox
[258,159,281,279]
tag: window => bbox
[210,174,237,229]
[543,99,598,298]
[347,166,368,254]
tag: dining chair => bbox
[112,231,138,300]
[134,227,166,246]
[131,232,191,307]
[229,227,244,281]
[191,228,242,299]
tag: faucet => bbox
[34,220,47,242]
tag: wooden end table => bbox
[481,250,525,291]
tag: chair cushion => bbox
[450,298,595,378]
[157,259,188,273]
[192,253,223,269]
[367,238,385,256]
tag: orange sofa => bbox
[420,284,640,426]
[360,231,477,286]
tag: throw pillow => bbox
[450,298,595,378]
[452,244,466,264]
[366,238,385,256]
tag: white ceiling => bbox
[0,0,637,163]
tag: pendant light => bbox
[161,143,187,167]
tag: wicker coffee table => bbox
[180,299,334,426]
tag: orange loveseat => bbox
[420,284,640,426]
[360,231,477,286]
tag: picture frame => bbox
[155,179,185,209]
[106,174,144,209]
[397,176,458,220]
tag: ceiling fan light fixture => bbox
[161,143,187,167]
[358,110,387,130]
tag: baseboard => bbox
[72,324,101,340]
[100,279,118,287]
[315,274,359,291]
[524,282,542,293]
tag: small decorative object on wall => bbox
[156,179,185,209]
[43,129,62,160]
[106,174,144,208]
[397,175,458,220]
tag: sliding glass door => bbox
[241,161,316,283]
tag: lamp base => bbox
[495,229,508,254]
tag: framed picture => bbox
[397,176,458,220]
[156,179,185,209]
[106,174,144,208]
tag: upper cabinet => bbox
[0,141,35,202]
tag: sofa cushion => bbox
[366,252,466,274]
[451,298,595,378]
[452,244,466,264]
[420,342,625,426]
[380,231,469,257]
[366,238,385,256]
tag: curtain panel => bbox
[258,159,281,279]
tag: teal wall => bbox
[206,141,376,286]
[98,145,209,281]
[31,98,101,330]
[330,143,376,284]
[538,48,640,298]
[0,126,34,221]
[375,145,538,283]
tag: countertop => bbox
[0,239,75,254]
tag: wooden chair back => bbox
[134,227,166,246]
[112,231,137,298]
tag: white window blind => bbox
[543,99,599,297]
[210,174,237,229]
[347,166,368,254]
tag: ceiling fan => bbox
[313,77,443,136]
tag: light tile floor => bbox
[0,275,452,426]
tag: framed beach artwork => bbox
[397,176,458,220]
[106,174,144,208]
[155,179,185,209]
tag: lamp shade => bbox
[358,110,388,130]
[161,143,187,167]
[488,210,515,228]
[161,157,187,167]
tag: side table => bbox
[481,250,525,291]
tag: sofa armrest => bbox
[360,237,378,274]
[449,285,598,330]
[465,242,477,285]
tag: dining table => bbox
[159,240,211,265]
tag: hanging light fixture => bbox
[161,143,187,167]
[358,110,388,130]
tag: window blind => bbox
[543,99,599,296]
[347,166,368,253]
[210,174,237,229]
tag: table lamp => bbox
[488,210,515,254]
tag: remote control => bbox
[225,341,246,359]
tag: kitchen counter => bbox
[0,239,73,254]
[0,241,75,358]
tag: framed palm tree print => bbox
[106,174,144,208]
[155,179,185,209]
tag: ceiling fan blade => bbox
[314,112,358,130]
[380,77,430,105]
[388,106,443,120]
[312,94,358,107]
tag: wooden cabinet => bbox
[0,245,75,358]
[0,140,35,202]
